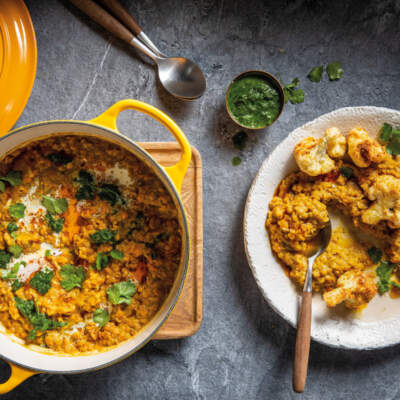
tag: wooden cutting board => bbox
[138,143,203,339]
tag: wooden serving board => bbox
[138,143,203,339]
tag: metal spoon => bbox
[69,0,206,100]
[293,221,332,393]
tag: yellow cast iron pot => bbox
[0,99,191,393]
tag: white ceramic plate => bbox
[244,107,400,350]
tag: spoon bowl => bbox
[157,57,206,100]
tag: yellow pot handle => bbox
[0,362,37,394]
[89,99,192,193]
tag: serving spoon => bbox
[69,0,206,100]
[293,221,332,393]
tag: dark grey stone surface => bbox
[2,0,400,398]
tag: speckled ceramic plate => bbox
[244,106,400,350]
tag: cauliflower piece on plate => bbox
[326,127,346,158]
[347,128,385,168]
[323,270,377,309]
[294,136,334,177]
[361,175,400,228]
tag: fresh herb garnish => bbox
[47,151,73,165]
[0,171,22,190]
[45,213,64,233]
[90,229,117,244]
[2,262,21,280]
[326,62,344,81]
[110,249,124,261]
[93,308,110,328]
[95,252,109,270]
[12,280,22,291]
[7,222,18,233]
[8,244,22,258]
[59,264,85,291]
[15,297,65,340]
[378,122,400,156]
[42,196,68,215]
[98,183,125,206]
[282,78,305,104]
[232,156,242,166]
[45,249,51,258]
[232,131,248,151]
[9,203,26,220]
[376,260,397,295]
[75,170,97,201]
[30,269,54,295]
[339,166,354,179]
[368,247,383,264]
[0,251,11,269]
[308,65,324,82]
[107,280,136,305]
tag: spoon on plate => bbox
[293,220,332,393]
[69,0,206,100]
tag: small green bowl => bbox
[225,70,285,130]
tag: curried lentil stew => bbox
[266,125,400,311]
[0,135,182,354]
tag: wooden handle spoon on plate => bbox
[293,222,332,393]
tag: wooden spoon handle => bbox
[98,0,142,36]
[293,291,312,393]
[69,0,134,45]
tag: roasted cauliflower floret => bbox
[361,175,400,228]
[326,127,346,158]
[322,270,377,309]
[347,128,385,168]
[294,135,335,177]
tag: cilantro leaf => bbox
[232,131,248,151]
[2,262,21,280]
[45,249,51,258]
[90,229,117,244]
[47,151,73,165]
[98,184,125,206]
[0,251,11,269]
[45,213,64,233]
[107,280,136,305]
[339,166,354,179]
[8,245,22,258]
[368,247,382,264]
[12,279,22,291]
[9,203,26,220]
[93,308,110,328]
[380,123,392,142]
[60,264,85,291]
[76,170,95,186]
[75,170,97,201]
[376,260,397,295]
[95,252,109,270]
[0,181,5,193]
[7,222,18,233]
[30,269,54,295]
[326,62,344,80]
[110,249,124,261]
[232,156,242,166]
[282,78,305,104]
[0,171,22,187]
[308,65,324,82]
[386,138,400,156]
[15,297,65,340]
[42,196,68,215]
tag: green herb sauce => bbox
[227,76,281,128]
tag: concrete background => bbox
[2,0,400,398]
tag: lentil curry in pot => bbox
[0,136,182,354]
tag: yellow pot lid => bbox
[0,0,37,134]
